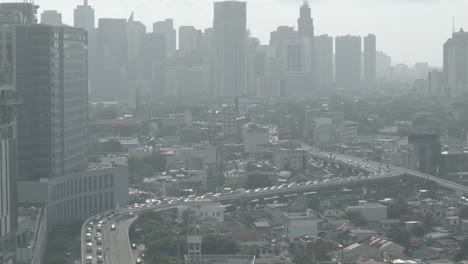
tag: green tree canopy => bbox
[387,196,411,219]
[201,234,240,255]
[343,210,368,227]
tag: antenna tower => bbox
[186,205,203,264]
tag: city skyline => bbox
[32,0,468,66]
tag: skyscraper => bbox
[443,28,468,97]
[363,34,377,84]
[96,18,128,100]
[16,25,89,181]
[153,19,176,57]
[376,51,391,79]
[314,34,334,87]
[297,1,315,87]
[40,10,62,26]
[74,0,96,94]
[127,14,147,81]
[74,0,95,31]
[0,3,38,263]
[297,1,314,39]
[213,1,247,98]
[335,35,362,85]
[179,26,202,52]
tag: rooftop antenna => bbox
[453,16,455,33]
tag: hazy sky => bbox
[33,0,468,66]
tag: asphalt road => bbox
[109,216,139,264]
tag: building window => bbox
[99,175,103,190]
[104,174,108,189]
[110,174,114,188]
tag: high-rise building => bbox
[96,18,128,100]
[314,34,334,86]
[0,3,38,263]
[74,0,96,95]
[297,0,314,39]
[363,34,376,84]
[376,51,391,79]
[213,1,247,98]
[74,0,95,31]
[153,19,176,57]
[443,28,468,97]
[40,10,62,26]
[335,35,362,85]
[408,134,441,176]
[270,26,298,75]
[221,105,238,136]
[297,1,315,87]
[286,41,304,72]
[179,26,202,52]
[127,14,147,81]
[16,25,88,181]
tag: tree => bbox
[343,210,368,227]
[387,196,411,219]
[144,153,167,172]
[202,234,240,255]
[100,139,122,153]
[411,225,426,238]
[245,173,271,189]
[388,228,410,249]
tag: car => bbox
[88,222,94,228]
[111,224,116,231]
[96,248,103,255]
[86,243,93,253]
[85,256,93,264]
[136,258,143,264]
[95,232,102,240]
[131,243,137,249]
[129,212,135,218]
[96,237,103,246]
[85,233,92,242]
[97,256,104,264]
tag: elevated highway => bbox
[82,142,468,263]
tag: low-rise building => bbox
[91,118,141,145]
[273,147,306,171]
[243,123,270,154]
[340,243,381,264]
[178,202,226,223]
[296,233,341,260]
[16,205,47,264]
[363,236,406,260]
[264,204,288,226]
[283,209,320,241]
[18,163,129,225]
